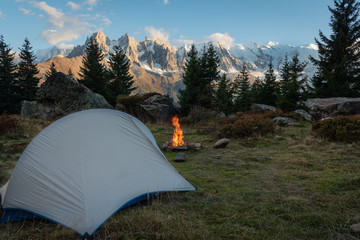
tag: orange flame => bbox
[171,115,185,147]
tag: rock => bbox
[213,138,230,149]
[305,97,360,120]
[174,153,186,162]
[116,93,177,122]
[30,72,112,120]
[272,117,296,126]
[294,109,313,122]
[350,223,360,233]
[251,104,276,113]
[21,100,37,118]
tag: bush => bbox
[219,113,275,138]
[312,115,360,142]
[0,114,18,135]
[188,105,216,123]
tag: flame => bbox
[171,115,185,147]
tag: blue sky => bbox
[0,0,334,51]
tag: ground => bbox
[0,117,360,239]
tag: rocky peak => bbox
[117,33,140,65]
[86,31,111,54]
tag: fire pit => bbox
[162,115,201,152]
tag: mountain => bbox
[36,31,319,102]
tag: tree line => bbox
[0,36,136,114]
[179,0,360,115]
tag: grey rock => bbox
[214,138,230,149]
[251,104,276,113]
[294,109,313,122]
[21,100,37,118]
[32,72,112,120]
[272,117,296,126]
[140,94,170,122]
[305,97,360,120]
[350,223,360,233]
[174,153,186,162]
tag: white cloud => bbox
[175,36,194,45]
[163,0,169,4]
[67,1,81,10]
[19,7,35,15]
[84,0,98,10]
[144,26,169,42]
[0,10,5,19]
[31,1,93,45]
[206,32,234,49]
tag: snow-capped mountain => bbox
[36,31,319,101]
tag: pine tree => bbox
[0,35,17,114]
[179,45,201,115]
[17,38,40,101]
[45,62,57,79]
[277,53,307,111]
[199,42,220,108]
[234,63,252,112]
[251,77,263,104]
[107,45,136,106]
[215,74,233,115]
[260,61,279,106]
[79,38,108,97]
[310,0,360,97]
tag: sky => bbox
[0,0,335,52]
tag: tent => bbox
[0,109,195,237]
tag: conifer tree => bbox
[251,77,263,104]
[45,62,57,79]
[179,45,201,115]
[107,45,136,106]
[277,53,307,111]
[215,74,233,115]
[17,38,40,101]
[259,61,279,106]
[79,38,108,97]
[234,63,252,112]
[310,0,360,97]
[0,35,17,114]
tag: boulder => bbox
[305,97,360,120]
[20,100,37,118]
[24,72,112,120]
[272,117,296,126]
[213,138,230,149]
[116,93,177,122]
[174,153,186,162]
[294,109,313,122]
[251,104,276,113]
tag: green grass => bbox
[1,117,360,239]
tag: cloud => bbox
[31,1,93,45]
[205,32,234,49]
[163,0,169,4]
[0,10,5,19]
[19,7,35,15]
[67,1,81,10]
[84,0,98,10]
[144,26,169,42]
[175,35,194,45]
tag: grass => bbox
[1,116,360,239]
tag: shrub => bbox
[0,114,18,135]
[188,105,216,123]
[312,115,360,142]
[219,113,275,138]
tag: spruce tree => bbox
[107,45,136,106]
[234,63,252,112]
[310,0,360,97]
[260,61,279,106]
[179,45,201,115]
[215,74,233,115]
[67,68,75,81]
[79,38,108,97]
[251,77,263,104]
[45,62,57,79]
[17,38,40,101]
[0,35,17,114]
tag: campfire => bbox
[163,115,201,151]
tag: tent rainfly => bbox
[0,109,196,237]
